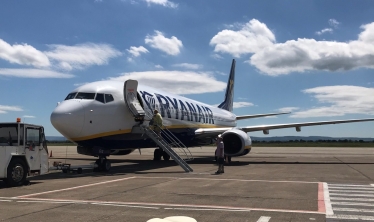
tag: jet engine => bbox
[221,128,252,156]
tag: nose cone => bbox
[50,100,85,139]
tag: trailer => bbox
[0,119,49,186]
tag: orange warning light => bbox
[17,118,21,123]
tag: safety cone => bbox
[49,150,53,157]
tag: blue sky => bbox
[0,0,373,137]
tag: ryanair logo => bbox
[140,91,214,124]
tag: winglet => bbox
[218,59,235,112]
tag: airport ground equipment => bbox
[0,119,49,186]
[49,161,94,174]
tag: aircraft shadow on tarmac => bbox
[1,156,373,188]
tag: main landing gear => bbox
[93,156,111,172]
[153,148,170,161]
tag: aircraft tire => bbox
[153,149,162,161]
[101,159,111,172]
[93,159,101,172]
[162,152,170,161]
[5,158,27,187]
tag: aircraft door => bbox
[124,80,145,121]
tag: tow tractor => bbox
[0,118,49,186]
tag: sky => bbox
[0,0,373,138]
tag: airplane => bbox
[50,59,374,171]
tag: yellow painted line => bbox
[71,124,231,141]
[71,129,132,141]
[244,146,252,149]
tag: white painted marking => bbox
[329,184,372,187]
[16,176,135,198]
[328,186,374,190]
[327,214,374,221]
[164,207,251,212]
[257,216,271,222]
[334,207,374,213]
[91,203,159,209]
[17,200,86,204]
[323,183,334,216]
[328,189,374,193]
[135,176,318,184]
[330,197,374,202]
[330,193,374,197]
[9,197,325,215]
[309,218,316,221]
[0,200,12,202]
[331,201,374,207]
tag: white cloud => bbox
[0,39,50,68]
[45,43,122,71]
[316,28,333,35]
[127,46,149,57]
[233,102,254,108]
[277,107,300,113]
[249,21,374,75]
[155,64,163,69]
[210,19,276,58]
[23,115,36,118]
[109,71,226,94]
[0,105,23,114]
[211,53,224,60]
[145,0,178,8]
[329,19,340,28]
[0,68,74,78]
[172,63,203,70]
[265,116,278,119]
[145,31,183,56]
[290,85,374,118]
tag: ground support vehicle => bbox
[0,120,49,186]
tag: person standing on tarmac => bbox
[215,134,225,174]
[152,109,163,137]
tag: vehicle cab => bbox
[0,119,49,186]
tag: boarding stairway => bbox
[131,109,193,172]
[140,124,193,172]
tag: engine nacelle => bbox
[221,128,252,156]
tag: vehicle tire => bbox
[153,149,162,161]
[5,158,27,187]
[77,168,83,174]
[162,152,170,161]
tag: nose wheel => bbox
[94,156,111,172]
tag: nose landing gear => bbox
[93,156,111,172]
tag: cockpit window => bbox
[75,92,95,100]
[65,92,77,100]
[95,93,105,103]
[105,94,114,103]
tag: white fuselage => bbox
[51,81,237,146]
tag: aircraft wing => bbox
[236,112,290,120]
[195,118,374,135]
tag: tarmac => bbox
[1,146,374,222]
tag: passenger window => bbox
[76,92,95,100]
[105,94,114,103]
[95,93,105,103]
[65,92,77,100]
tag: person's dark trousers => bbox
[216,157,225,174]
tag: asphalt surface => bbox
[1,146,374,222]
